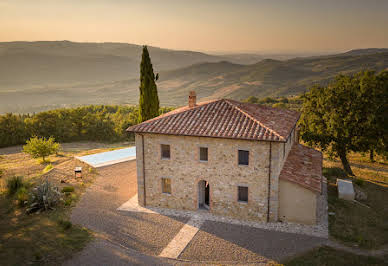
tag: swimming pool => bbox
[76,146,136,168]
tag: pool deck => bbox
[76,147,136,168]
[77,155,136,168]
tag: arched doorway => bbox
[198,180,209,210]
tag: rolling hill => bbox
[156,50,388,104]
[0,41,387,113]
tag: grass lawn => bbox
[285,246,384,266]
[0,142,128,265]
[287,152,388,266]
[323,152,388,249]
[326,176,388,249]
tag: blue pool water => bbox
[77,147,136,167]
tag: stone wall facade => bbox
[135,132,296,223]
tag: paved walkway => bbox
[159,217,203,258]
[65,160,328,265]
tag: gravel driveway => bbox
[64,239,171,266]
[65,161,180,265]
[180,220,326,262]
[65,160,327,265]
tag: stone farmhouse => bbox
[127,91,323,225]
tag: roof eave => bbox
[127,130,287,143]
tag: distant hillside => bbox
[0,42,387,113]
[156,51,388,105]
[0,41,227,87]
[218,52,331,64]
[340,48,388,56]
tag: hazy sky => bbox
[0,0,387,53]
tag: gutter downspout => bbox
[141,134,146,206]
[267,142,272,223]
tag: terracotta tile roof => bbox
[127,99,300,142]
[279,144,323,193]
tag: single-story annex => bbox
[127,91,323,225]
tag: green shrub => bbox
[64,198,72,206]
[58,219,72,230]
[6,176,25,196]
[64,193,78,206]
[260,97,277,103]
[27,179,61,213]
[279,97,289,103]
[245,96,259,104]
[272,102,287,109]
[16,187,29,206]
[43,164,53,173]
[354,178,365,187]
[61,186,74,193]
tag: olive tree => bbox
[23,136,61,162]
[299,71,385,175]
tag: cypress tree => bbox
[138,46,160,122]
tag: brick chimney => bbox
[188,91,197,108]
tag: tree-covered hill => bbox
[0,105,173,148]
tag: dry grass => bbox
[327,178,388,249]
[0,141,129,265]
[323,152,388,185]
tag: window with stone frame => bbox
[238,186,248,202]
[238,150,249,165]
[199,147,208,161]
[161,144,170,159]
[161,178,171,194]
